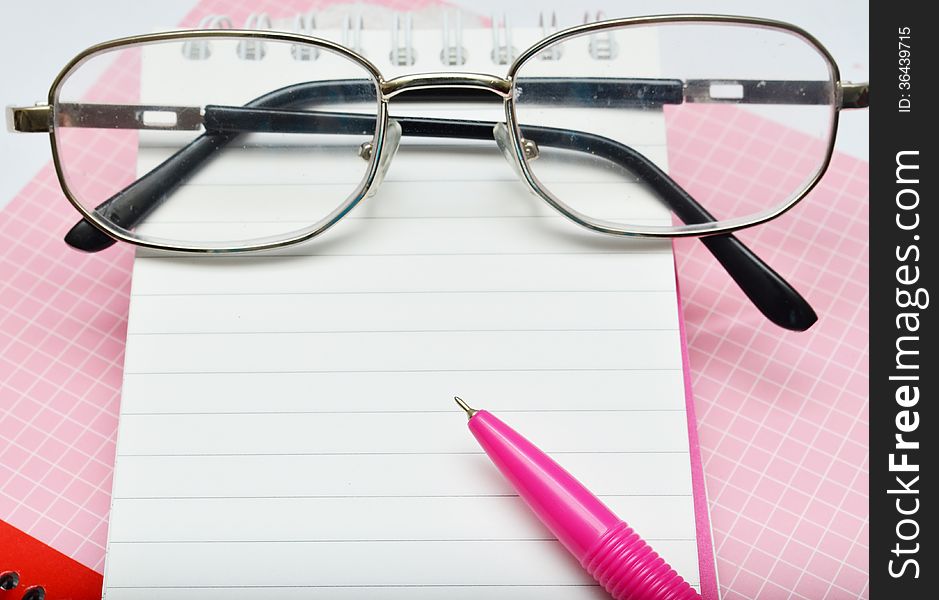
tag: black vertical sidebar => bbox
[870,2,936,597]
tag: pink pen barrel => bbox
[468,410,700,600]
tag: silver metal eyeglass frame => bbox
[7,14,869,331]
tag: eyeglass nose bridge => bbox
[366,73,515,200]
[363,119,402,198]
[380,72,513,100]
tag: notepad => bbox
[102,20,716,599]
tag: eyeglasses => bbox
[7,14,868,331]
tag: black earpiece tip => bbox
[64,219,117,252]
[777,295,819,332]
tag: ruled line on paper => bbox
[105,494,698,542]
[114,451,692,457]
[108,538,698,544]
[127,327,679,333]
[134,250,671,257]
[131,289,676,296]
[111,494,695,499]
[125,368,680,372]
[120,409,688,415]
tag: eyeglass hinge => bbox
[839,81,869,109]
[6,104,52,133]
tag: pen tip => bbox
[453,396,478,419]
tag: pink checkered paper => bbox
[669,105,869,599]
[0,2,868,597]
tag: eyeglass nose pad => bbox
[365,118,402,197]
[492,122,527,181]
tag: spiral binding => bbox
[341,13,365,55]
[291,11,320,61]
[584,11,618,60]
[538,11,562,60]
[181,11,620,66]
[237,13,272,60]
[390,13,416,66]
[181,15,232,59]
[489,14,515,65]
[440,11,466,66]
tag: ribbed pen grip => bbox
[582,521,701,600]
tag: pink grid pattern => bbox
[1,1,868,596]
[0,137,134,567]
[668,106,869,599]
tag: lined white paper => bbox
[102,26,703,599]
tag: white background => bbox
[0,0,868,209]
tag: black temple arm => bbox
[515,126,817,331]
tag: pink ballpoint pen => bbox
[454,397,700,600]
